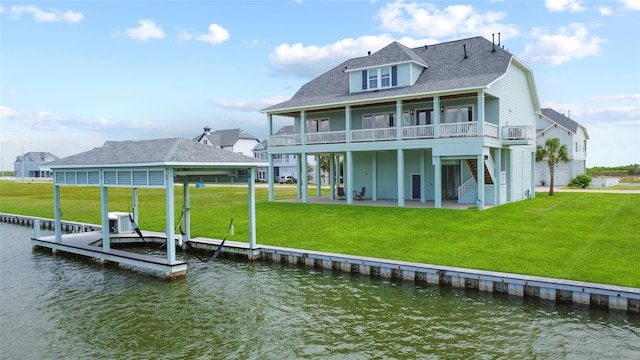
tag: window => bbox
[362,113,395,129]
[362,66,395,91]
[306,118,329,133]
[445,105,473,123]
[416,109,434,125]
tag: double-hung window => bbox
[306,118,329,133]
[363,66,395,91]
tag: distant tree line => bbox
[587,164,640,177]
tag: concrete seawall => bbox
[3,212,639,314]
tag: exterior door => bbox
[442,164,461,199]
[411,174,420,199]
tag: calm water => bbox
[1,223,639,359]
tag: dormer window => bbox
[361,66,397,91]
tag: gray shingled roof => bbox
[193,128,258,147]
[49,138,263,167]
[541,108,579,134]
[262,36,514,112]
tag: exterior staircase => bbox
[465,159,494,185]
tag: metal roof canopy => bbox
[49,138,267,266]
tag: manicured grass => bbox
[1,181,638,287]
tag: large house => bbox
[536,108,589,186]
[261,36,540,209]
[13,151,59,178]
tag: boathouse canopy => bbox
[48,137,267,272]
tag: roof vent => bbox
[367,51,371,56]
[492,33,496,53]
[463,44,468,59]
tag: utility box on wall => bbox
[108,212,133,234]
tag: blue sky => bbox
[1,0,639,169]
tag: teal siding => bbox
[490,64,537,127]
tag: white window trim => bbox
[366,66,392,91]
[444,104,475,123]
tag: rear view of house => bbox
[261,36,540,209]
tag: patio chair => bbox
[338,187,346,200]
[354,186,366,200]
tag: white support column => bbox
[165,168,176,264]
[433,96,441,138]
[329,154,335,199]
[496,148,502,205]
[300,110,307,146]
[345,106,351,143]
[296,155,302,199]
[346,151,353,204]
[315,155,321,196]
[397,148,405,207]
[131,188,139,223]
[531,150,536,199]
[477,90,485,136]
[420,151,426,202]
[248,168,257,249]
[372,153,377,201]
[183,178,190,242]
[267,114,275,202]
[100,185,110,251]
[396,100,403,141]
[301,152,308,203]
[434,156,442,208]
[54,183,62,243]
[477,153,485,210]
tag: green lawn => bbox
[1,180,638,287]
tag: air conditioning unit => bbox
[108,212,133,234]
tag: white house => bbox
[536,108,589,186]
[13,151,59,178]
[261,36,540,209]
[193,127,260,158]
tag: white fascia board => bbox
[344,60,427,73]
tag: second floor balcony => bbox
[270,122,534,147]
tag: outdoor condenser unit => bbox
[108,212,133,234]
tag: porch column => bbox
[372,153,378,201]
[301,152,308,203]
[268,154,275,202]
[248,168,257,249]
[267,114,275,202]
[397,148,405,207]
[165,168,176,264]
[477,153,485,210]
[420,151,426,202]
[300,110,307,145]
[433,96,441,138]
[434,156,442,208]
[329,153,335,199]
[315,155,321,196]
[345,106,351,143]
[477,90,485,136]
[346,151,353,204]
[496,148,502,205]
[100,185,110,251]
[131,188,139,223]
[183,178,190,242]
[54,183,62,243]
[396,100,403,141]
[531,150,536,199]
[296,155,302,199]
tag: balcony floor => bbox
[277,196,485,210]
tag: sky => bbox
[1,0,639,170]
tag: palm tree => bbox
[536,138,569,196]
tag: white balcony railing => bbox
[306,131,347,144]
[271,134,302,146]
[403,125,435,139]
[351,128,397,142]
[439,121,478,137]
[502,126,535,141]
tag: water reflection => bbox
[1,223,638,359]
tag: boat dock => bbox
[3,213,639,313]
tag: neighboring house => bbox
[193,126,260,158]
[261,36,540,209]
[536,108,589,186]
[13,151,59,178]
[266,126,320,184]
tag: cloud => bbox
[176,24,230,45]
[588,94,640,103]
[5,5,83,23]
[545,0,586,13]
[125,20,165,41]
[520,23,604,65]
[212,96,291,111]
[620,0,640,10]
[268,34,438,78]
[376,1,519,40]
[0,87,19,95]
[1,106,109,131]
[599,7,613,15]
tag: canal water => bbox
[1,223,639,359]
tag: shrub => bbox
[568,174,592,188]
